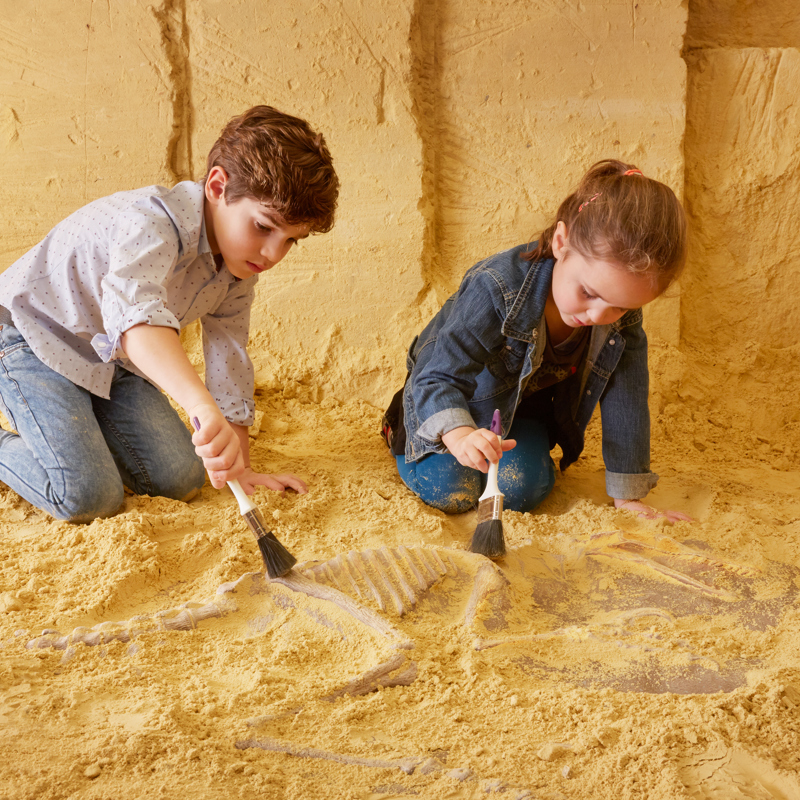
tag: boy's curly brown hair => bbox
[205,105,339,233]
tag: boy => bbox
[0,105,339,523]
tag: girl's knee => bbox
[424,489,479,515]
[396,454,481,514]
[420,466,481,514]
[502,460,555,513]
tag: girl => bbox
[382,160,689,523]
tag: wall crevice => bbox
[407,0,440,305]
[152,0,194,183]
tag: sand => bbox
[1,1,800,798]
[0,374,799,800]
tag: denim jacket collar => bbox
[500,256,554,342]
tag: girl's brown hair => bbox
[525,159,687,291]
[205,105,339,233]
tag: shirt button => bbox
[586,389,591,396]
[609,339,616,345]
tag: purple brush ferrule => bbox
[192,416,201,431]
[490,409,502,437]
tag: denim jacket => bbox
[402,242,658,500]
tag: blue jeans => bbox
[396,416,555,514]
[0,323,205,522]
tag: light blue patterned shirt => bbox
[0,181,257,426]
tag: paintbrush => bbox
[192,417,297,579]
[469,409,506,559]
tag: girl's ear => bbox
[551,220,568,260]
[204,166,229,205]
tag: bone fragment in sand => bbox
[26,597,236,651]
[235,736,536,795]
[235,736,425,773]
[582,531,742,601]
[299,545,450,617]
[24,545,457,654]
[462,560,511,630]
[274,569,412,648]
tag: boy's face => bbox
[550,221,659,328]
[204,168,311,279]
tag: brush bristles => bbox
[470,493,505,559]
[256,532,298,579]
[242,509,297,578]
[469,519,506,559]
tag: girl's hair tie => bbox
[578,192,601,212]
[624,168,644,176]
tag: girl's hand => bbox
[614,498,694,524]
[237,467,308,496]
[190,403,245,488]
[442,426,516,473]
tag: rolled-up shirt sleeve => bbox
[201,276,257,426]
[91,211,182,362]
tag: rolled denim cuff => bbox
[605,469,659,500]
[416,407,476,443]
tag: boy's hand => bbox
[442,425,516,473]
[190,403,245,488]
[237,467,308,496]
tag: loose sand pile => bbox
[1,358,798,799]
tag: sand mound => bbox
[1,383,799,799]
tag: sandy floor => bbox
[1,343,799,800]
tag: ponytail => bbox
[525,159,687,291]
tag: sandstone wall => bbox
[0,0,688,406]
[427,0,687,350]
[682,1,800,449]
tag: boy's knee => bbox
[397,454,481,514]
[54,477,125,523]
[150,457,205,502]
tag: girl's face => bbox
[550,221,660,328]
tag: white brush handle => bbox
[228,478,256,514]
[191,417,257,515]
[478,434,504,501]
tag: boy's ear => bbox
[552,220,568,260]
[205,166,229,205]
